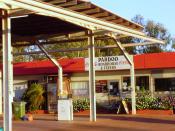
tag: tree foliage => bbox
[131,15,171,54]
[172,38,175,49]
[12,15,173,62]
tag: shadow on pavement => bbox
[98,115,175,125]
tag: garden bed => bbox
[73,108,115,116]
[74,110,90,116]
[27,110,48,114]
[137,109,174,115]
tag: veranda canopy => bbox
[0,1,164,131]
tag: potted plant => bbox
[22,83,46,113]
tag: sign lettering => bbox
[85,55,132,71]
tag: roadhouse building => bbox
[0,52,174,113]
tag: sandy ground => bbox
[0,114,175,131]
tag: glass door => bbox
[108,80,120,96]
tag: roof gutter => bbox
[1,0,165,44]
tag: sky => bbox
[91,0,175,37]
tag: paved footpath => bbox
[0,114,175,131]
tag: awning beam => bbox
[36,41,63,95]
[1,0,164,44]
[107,33,136,115]
[12,42,161,56]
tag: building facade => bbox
[1,52,174,113]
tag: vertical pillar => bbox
[150,76,154,97]
[36,41,63,94]
[111,38,136,115]
[2,10,13,131]
[0,72,2,114]
[58,68,63,95]
[130,64,136,114]
[88,30,96,121]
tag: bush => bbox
[73,98,90,112]
[136,90,154,110]
[125,90,175,110]
[22,83,45,111]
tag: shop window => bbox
[123,77,131,90]
[96,80,108,93]
[48,76,57,83]
[13,83,28,101]
[122,76,149,91]
[155,78,175,91]
[71,82,89,97]
[109,81,119,96]
[136,76,149,90]
[28,80,38,88]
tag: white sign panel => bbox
[85,55,132,71]
[58,99,73,120]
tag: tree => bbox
[12,15,173,62]
[131,15,171,54]
[172,38,175,50]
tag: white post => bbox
[58,68,63,94]
[2,10,13,131]
[36,41,63,94]
[150,76,154,97]
[107,34,136,115]
[116,41,136,115]
[0,72,2,114]
[88,30,96,121]
[130,64,136,114]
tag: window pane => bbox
[122,77,131,91]
[136,76,149,90]
[122,76,149,91]
[155,78,175,91]
[71,82,89,97]
[96,80,108,93]
[109,82,119,96]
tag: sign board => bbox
[122,100,129,114]
[116,100,129,114]
[85,55,132,71]
[58,99,73,121]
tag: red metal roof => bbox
[13,58,85,75]
[1,52,175,75]
[134,52,175,69]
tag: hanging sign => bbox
[85,55,132,71]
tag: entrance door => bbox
[108,80,120,96]
[47,83,57,113]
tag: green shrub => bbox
[125,90,175,110]
[22,83,45,111]
[73,98,90,112]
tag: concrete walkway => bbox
[0,114,175,131]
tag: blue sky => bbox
[91,0,175,37]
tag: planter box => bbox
[74,110,90,116]
[137,110,174,115]
[73,109,114,115]
[28,110,48,114]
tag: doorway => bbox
[108,80,120,96]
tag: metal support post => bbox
[2,10,13,131]
[115,40,136,115]
[130,64,136,114]
[0,72,2,115]
[88,30,96,121]
[36,41,63,94]
[150,76,154,97]
[107,33,136,115]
